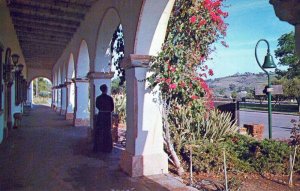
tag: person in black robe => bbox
[94,84,114,153]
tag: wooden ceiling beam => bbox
[10,11,81,26]
[15,27,73,38]
[9,8,82,23]
[13,21,77,34]
[19,40,66,48]
[22,48,63,54]
[25,64,53,70]
[17,34,70,44]
[12,17,78,29]
[8,3,85,20]
[22,48,62,53]
[16,30,71,41]
[9,0,91,13]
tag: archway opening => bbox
[31,77,52,106]
[110,24,126,130]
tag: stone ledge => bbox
[65,113,74,120]
[120,150,168,177]
[60,109,66,116]
[55,107,61,113]
[74,118,90,127]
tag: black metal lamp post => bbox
[255,39,277,139]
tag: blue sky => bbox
[208,0,294,79]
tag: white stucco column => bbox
[56,88,61,113]
[66,81,75,120]
[60,84,67,115]
[51,87,56,109]
[74,79,90,127]
[27,82,33,108]
[88,72,114,130]
[120,54,168,177]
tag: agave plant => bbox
[113,94,126,124]
[199,109,238,142]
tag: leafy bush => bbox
[181,134,300,175]
[39,91,51,98]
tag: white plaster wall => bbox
[0,0,27,143]
[27,68,52,84]
[0,0,27,78]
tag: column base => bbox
[74,118,90,127]
[60,109,66,115]
[55,107,61,113]
[65,113,74,120]
[120,150,168,177]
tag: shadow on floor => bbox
[0,105,174,191]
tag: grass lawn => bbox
[239,102,299,114]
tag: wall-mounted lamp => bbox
[11,53,19,66]
[4,48,22,83]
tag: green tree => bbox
[33,78,51,98]
[274,31,300,111]
[231,91,237,99]
[111,78,125,95]
[273,77,300,111]
[275,31,300,79]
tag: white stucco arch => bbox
[28,75,53,86]
[67,53,75,80]
[61,63,67,83]
[94,8,121,72]
[134,0,175,55]
[57,68,61,85]
[28,77,52,87]
[66,53,76,120]
[76,40,90,79]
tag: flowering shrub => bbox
[148,0,228,109]
[147,0,229,174]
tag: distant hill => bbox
[206,72,275,98]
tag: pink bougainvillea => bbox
[148,0,228,112]
[190,15,197,23]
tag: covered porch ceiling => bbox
[7,0,96,70]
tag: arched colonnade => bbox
[51,0,175,177]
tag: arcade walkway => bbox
[0,105,195,191]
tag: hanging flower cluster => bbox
[148,0,228,110]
